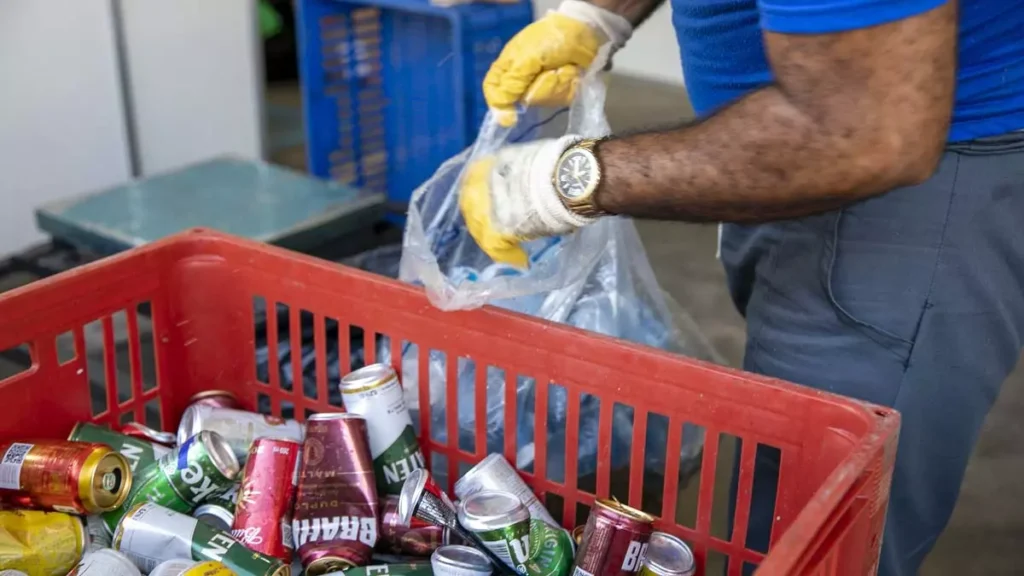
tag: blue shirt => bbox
[671,0,1024,142]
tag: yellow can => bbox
[183,561,238,576]
[0,509,85,576]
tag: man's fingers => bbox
[523,66,580,107]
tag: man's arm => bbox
[593,1,957,223]
[588,0,665,28]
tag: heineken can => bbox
[121,423,178,447]
[150,559,236,576]
[522,520,573,576]
[103,430,240,532]
[457,491,531,573]
[177,406,303,461]
[194,482,240,531]
[113,502,289,575]
[340,364,425,495]
[571,499,654,575]
[638,532,695,576]
[232,438,300,562]
[431,545,493,576]
[327,563,433,575]
[68,549,141,576]
[0,509,85,575]
[453,454,555,527]
[69,422,173,474]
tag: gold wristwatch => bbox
[552,138,607,218]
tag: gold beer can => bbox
[0,509,86,576]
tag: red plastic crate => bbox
[0,230,898,575]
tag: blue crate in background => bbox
[297,0,533,206]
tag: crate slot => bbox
[0,342,32,384]
[111,310,132,405]
[710,433,741,542]
[144,398,162,431]
[747,443,782,554]
[253,296,270,386]
[136,302,158,392]
[641,412,670,518]
[674,420,705,530]
[55,331,76,365]
[457,356,475,454]
[515,374,536,472]
[545,381,567,485]
[83,319,107,416]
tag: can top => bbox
[433,545,492,570]
[642,532,695,576]
[452,453,506,497]
[194,503,234,531]
[176,404,206,446]
[340,363,396,393]
[457,491,530,532]
[307,556,353,575]
[82,449,132,513]
[595,498,655,524]
[189,390,239,403]
[197,430,242,479]
[306,412,365,422]
[397,468,429,527]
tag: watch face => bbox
[556,149,598,200]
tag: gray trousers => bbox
[720,131,1024,576]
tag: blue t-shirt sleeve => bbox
[758,0,948,34]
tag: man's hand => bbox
[483,1,632,127]
[459,136,594,266]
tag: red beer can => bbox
[571,499,655,575]
[231,437,301,562]
[379,495,446,556]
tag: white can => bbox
[69,549,141,576]
[431,545,494,576]
[177,405,304,461]
[340,363,426,495]
[453,454,556,527]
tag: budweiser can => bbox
[431,545,493,576]
[178,406,304,461]
[194,482,240,531]
[0,509,85,575]
[69,422,172,474]
[104,430,240,532]
[457,491,531,572]
[379,495,446,556]
[571,499,655,575]
[293,413,379,574]
[113,502,288,575]
[188,390,244,410]
[638,532,695,576]
[150,559,236,576]
[232,437,301,562]
[340,364,425,495]
[121,423,178,447]
[453,454,556,527]
[68,549,141,576]
[0,440,131,514]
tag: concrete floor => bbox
[600,75,1024,575]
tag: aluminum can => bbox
[340,364,425,495]
[69,422,172,474]
[232,438,300,562]
[150,559,237,576]
[379,495,445,557]
[84,515,112,551]
[453,454,556,527]
[571,525,584,547]
[570,499,655,575]
[637,532,695,576]
[457,491,531,572]
[104,430,240,532]
[431,545,493,576]
[0,509,85,576]
[327,563,433,575]
[0,440,131,514]
[293,413,379,574]
[0,571,27,576]
[188,390,244,410]
[177,406,303,461]
[113,502,288,576]
[68,549,141,576]
[522,520,573,576]
[195,482,240,532]
[121,423,178,447]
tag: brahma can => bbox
[570,499,654,576]
[0,440,131,514]
[340,364,425,495]
[293,413,379,574]
[231,437,301,562]
[0,509,86,575]
[113,502,288,576]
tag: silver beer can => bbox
[431,545,494,576]
[70,549,142,576]
[453,454,556,527]
[177,405,304,461]
[638,532,696,576]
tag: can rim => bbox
[198,430,242,479]
[397,468,429,527]
[452,452,504,498]
[194,503,235,531]
[80,449,132,513]
[457,490,530,532]
[433,544,492,570]
[189,390,239,403]
[306,412,364,422]
[339,363,396,393]
[643,531,696,575]
[176,404,206,446]
[595,498,655,523]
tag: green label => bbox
[102,465,191,532]
[343,563,433,576]
[71,423,166,474]
[191,520,285,576]
[374,425,426,495]
[525,520,572,576]
[160,435,234,505]
[477,518,532,572]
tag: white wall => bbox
[532,0,684,86]
[118,0,264,175]
[0,0,133,253]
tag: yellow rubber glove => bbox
[483,1,632,127]
[459,136,596,267]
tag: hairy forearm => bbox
[587,0,665,27]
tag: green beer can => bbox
[69,422,172,475]
[331,563,433,575]
[103,431,240,532]
[522,520,573,576]
[457,491,532,573]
